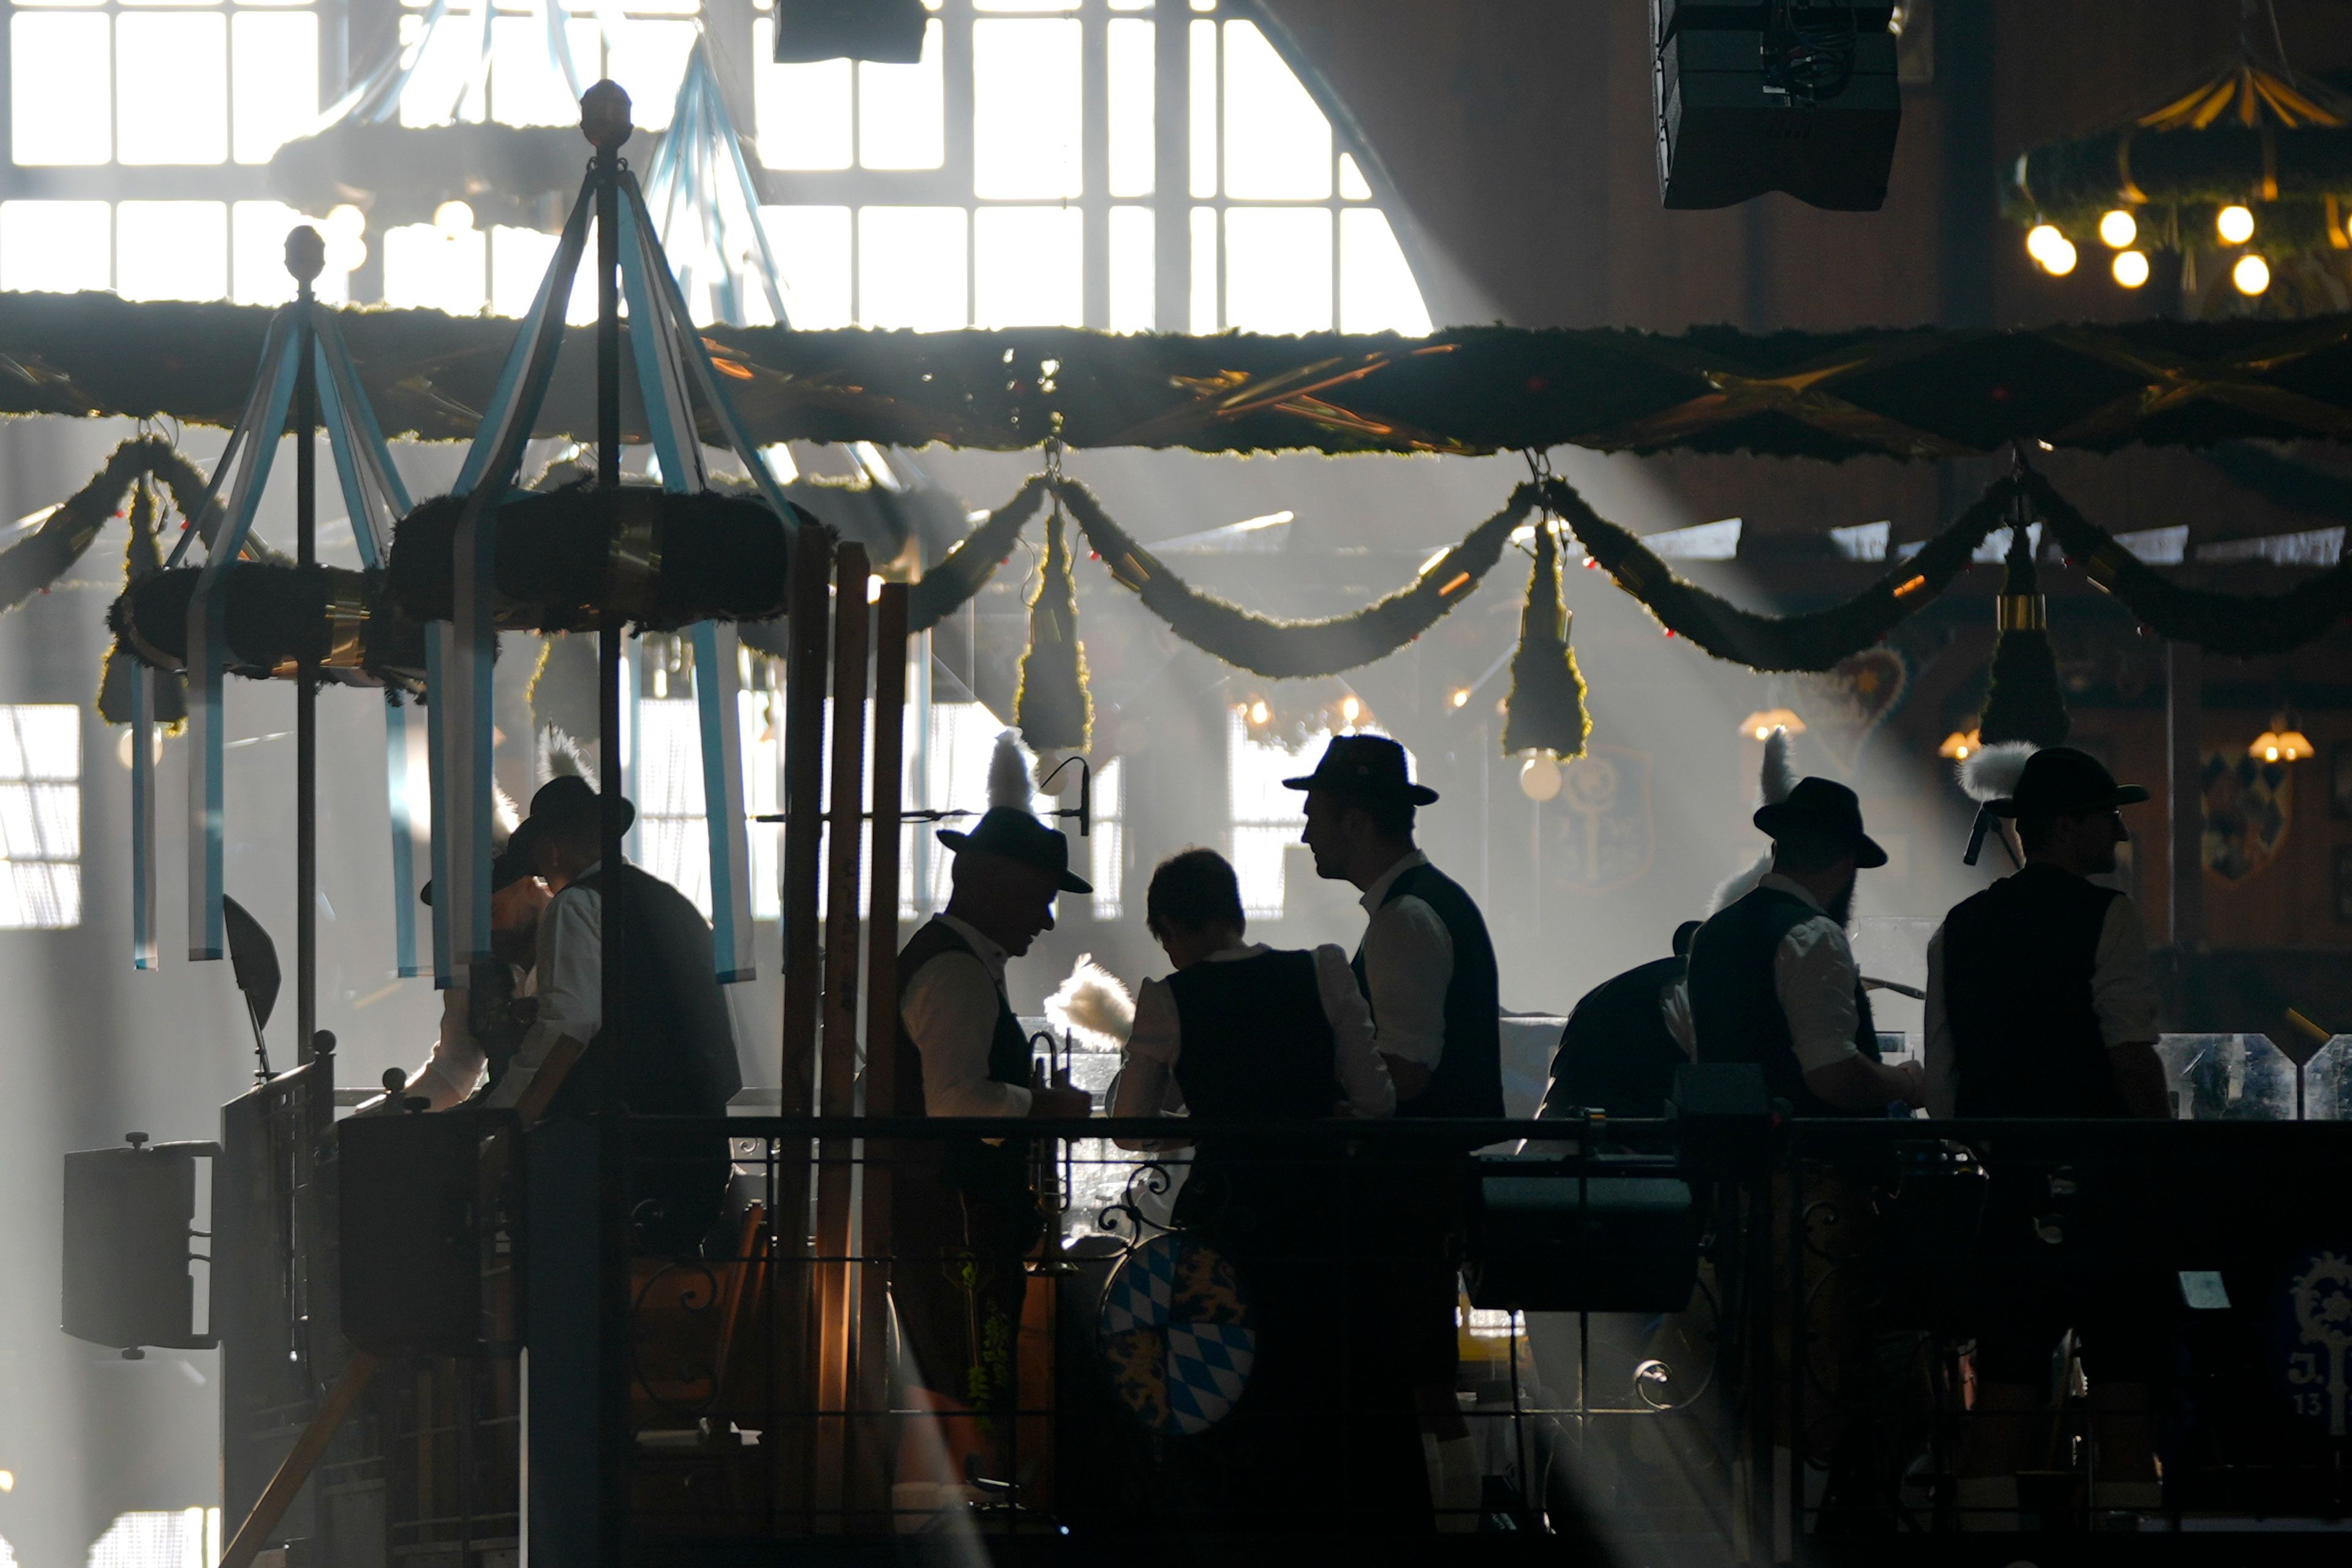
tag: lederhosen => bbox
[889,919,1041,1411]
[1353,862,1503,1386]
[1161,951,1425,1534]
[1941,865,2166,1384]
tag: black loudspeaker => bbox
[62,1136,218,1354]
[772,0,929,64]
[1654,1,1901,210]
[1466,1156,1700,1314]
[340,1110,514,1357]
[1669,1061,1773,1180]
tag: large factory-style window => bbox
[0,703,81,930]
[1226,707,1409,920]
[753,0,1430,334]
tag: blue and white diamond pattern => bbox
[1098,1233,1257,1436]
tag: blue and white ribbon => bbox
[690,622,754,982]
[130,666,157,971]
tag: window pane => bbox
[0,861,79,929]
[1107,18,1154,197]
[1339,151,1372,200]
[1223,20,1329,199]
[489,224,554,317]
[754,19,850,170]
[1226,206,1330,333]
[973,18,1080,200]
[490,15,598,127]
[118,201,228,301]
[0,705,81,930]
[0,202,110,293]
[0,706,80,779]
[605,20,696,130]
[858,206,964,330]
[383,222,488,314]
[118,13,228,165]
[1340,207,1431,334]
[232,202,305,306]
[975,1,1078,10]
[974,206,1080,328]
[231,11,315,164]
[1108,205,1153,333]
[1090,757,1123,918]
[1188,18,1216,198]
[1188,205,1216,333]
[763,205,851,329]
[859,18,942,169]
[12,15,111,165]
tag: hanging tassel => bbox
[1977,513,2070,748]
[1501,516,1591,760]
[99,478,188,726]
[1015,497,1093,756]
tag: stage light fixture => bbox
[772,0,929,64]
[2098,208,2138,247]
[2233,253,2271,295]
[2112,249,2150,288]
[2217,205,2256,244]
[1652,1,1901,211]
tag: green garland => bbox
[0,435,247,613]
[1050,475,1529,679]
[2007,126,2352,255]
[1537,473,2021,672]
[908,475,1050,632]
[108,563,426,690]
[2023,467,2352,655]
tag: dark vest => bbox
[1688,884,1880,1117]
[1352,861,1503,1119]
[1540,954,1689,1120]
[1941,864,2127,1118]
[547,864,742,1120]
[1167,949,1341,1234]
[894,918,1034,1193]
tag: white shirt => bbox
[899,914,1034,1119]
[1755,873,1865,1076]
[482,865,603,1111]
[1357,850,1454,1071]
[1112,943,1396,1144]
[374,963,537,1112]
[1921,888,2160,1119]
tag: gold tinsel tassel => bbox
[99,478,187,726]
[1501,516,1590,760]
[1016,499,1093,756]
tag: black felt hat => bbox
[1987,746,2149,820]
[1752,777,1888,870]
[419,843,532,908]
[938,805,1092,894]
[1280,734,1439,805]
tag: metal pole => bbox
[856,582,910,1528]
[288,227,322,1063]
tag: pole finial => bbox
[581,80,634,151]
[285,225,326,285]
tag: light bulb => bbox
[2098,209,2137,248]
[2233,253,2271,295]
[1340,695,1362,725]
[2265,745,2281,762]
[434,200,476,233]
[2112,249,2150,288]
[2040,235,2078,276]
[325,203,366,240]
[1246,699,1269,726]
[1752,725,1771,741]
[2217,205,2255,244]
[1519,755,1562,803]
[2025,223,2062,263]
[1449,688,1471,709]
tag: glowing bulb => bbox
[2232,253,2271,295]
[2217,205,2255,244]
[1246,699,1269,726]
[2265,745,2281,762]
[2025,223,2062,263]
[2098,209,2137,248]
[1340,695,1362,725]
[866,573,883,604]
[325,203,366,240]
[1449,687,1471,709]
[2111,249,2150,288]
[433,200,476,233]
[0,1468,14,1491]
[1519,755,1562,803]
[1752,725,1771,741]
[2039,235,2078,276]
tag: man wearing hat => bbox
[1922,746,2167,1521]
[478,775,743,1250]
[889,769,1093,1505]
[363,842,548,1112]
[1291,733,1500,1532]
[1687,777,1924,1114]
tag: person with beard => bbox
[1924,747,2167,1524]
[363,843,550,1112]
[889,744,1093,1516]
[1688,777,1924,1114]
[1289,734,1501,1532]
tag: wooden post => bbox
[813,544,870,1523]
[853,583,909,1528]
[776,523,833,1522]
